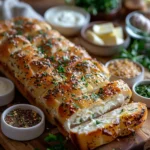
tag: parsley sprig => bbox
[116,40,150,71]
[44,133,67,150]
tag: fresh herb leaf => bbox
[66,0,120,15]
[37,46,45,54]
[116,40,150,71]
[45,133,67,150]
[44,134,57,142]
[91,93,99,101]
[57,65,65,73]
[46,40,53,48]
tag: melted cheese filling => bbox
[70,94,126,126]
[71,103,139,134]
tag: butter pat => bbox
[93,23,114,35]
[113,27,124,39]
[100,34,124,45]
[86,30,104,45]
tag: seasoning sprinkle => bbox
[5,109,42,128]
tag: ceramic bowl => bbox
[126,11,150,41]
[0,77,15,106]
[80,21,130,56]
[132,80,150,108]
[44,5,90,36]
[105,59,144,87]
[1,104,45,141]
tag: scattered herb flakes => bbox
[38,30,47,37]
[120,109,124,114]
[63,56,70,62]
[16,30,23,35]
[135,84,150,98]
[95,120,102,125]
[85,82,88,87]
[91,93,99,101]
[42,72,48,77]
[82,95,88,99]
[14,20,24,26]
[98,88,103,97]
[37,46,45,54]
[27,35,33,41]
[73,103,79,109]
[81,76,86,82]
[58,65,65,73]
[49,56,55,62]
[46,40,53,48]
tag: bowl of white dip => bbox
[0,77,15,106]
[44,5,90,36]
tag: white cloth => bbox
[0,0,43,20]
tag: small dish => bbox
[126,11,150,41]
[0,77,15,106]
[105,59,144,87]
[80,21,130,56]
[1,104,45,141]
[132,80,150,108]
[44,5,90,36]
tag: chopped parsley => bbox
[80,118,83,123]
[91,93,99,101]
[16,30,23,35]
[95,120,102,125]
[14,20,24,26]
[38,30,47,37]
[49,56,55,62]
[82,95,88,99]
[60,74,67,80]
[81,76,86,82]
[42,72,48,77]
[85,82,88,87]
[63,56,70,61]
[57,65,65,73]
[120,109,124,114]
[27,35,33,41]
[46,40,53,48]
[37,46,45,54]
[135,84,150,98]
[52,80,59,86]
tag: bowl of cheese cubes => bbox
[80,21,130,56]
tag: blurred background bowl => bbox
[44,5,90,36]
[105,58,144,87]
[132,80,150,108]
[80,21,130,56]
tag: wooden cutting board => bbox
[0,36,150,150]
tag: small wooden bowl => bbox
[80,21,130,56]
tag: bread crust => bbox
[70,102,148,150]
[0,17,148,150]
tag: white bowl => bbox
[132,80,150,108]
[105,59,144,87]
[0,77,15,106]
[1,104,45,141]
[44,5,90,36]
[80,21,130,56]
